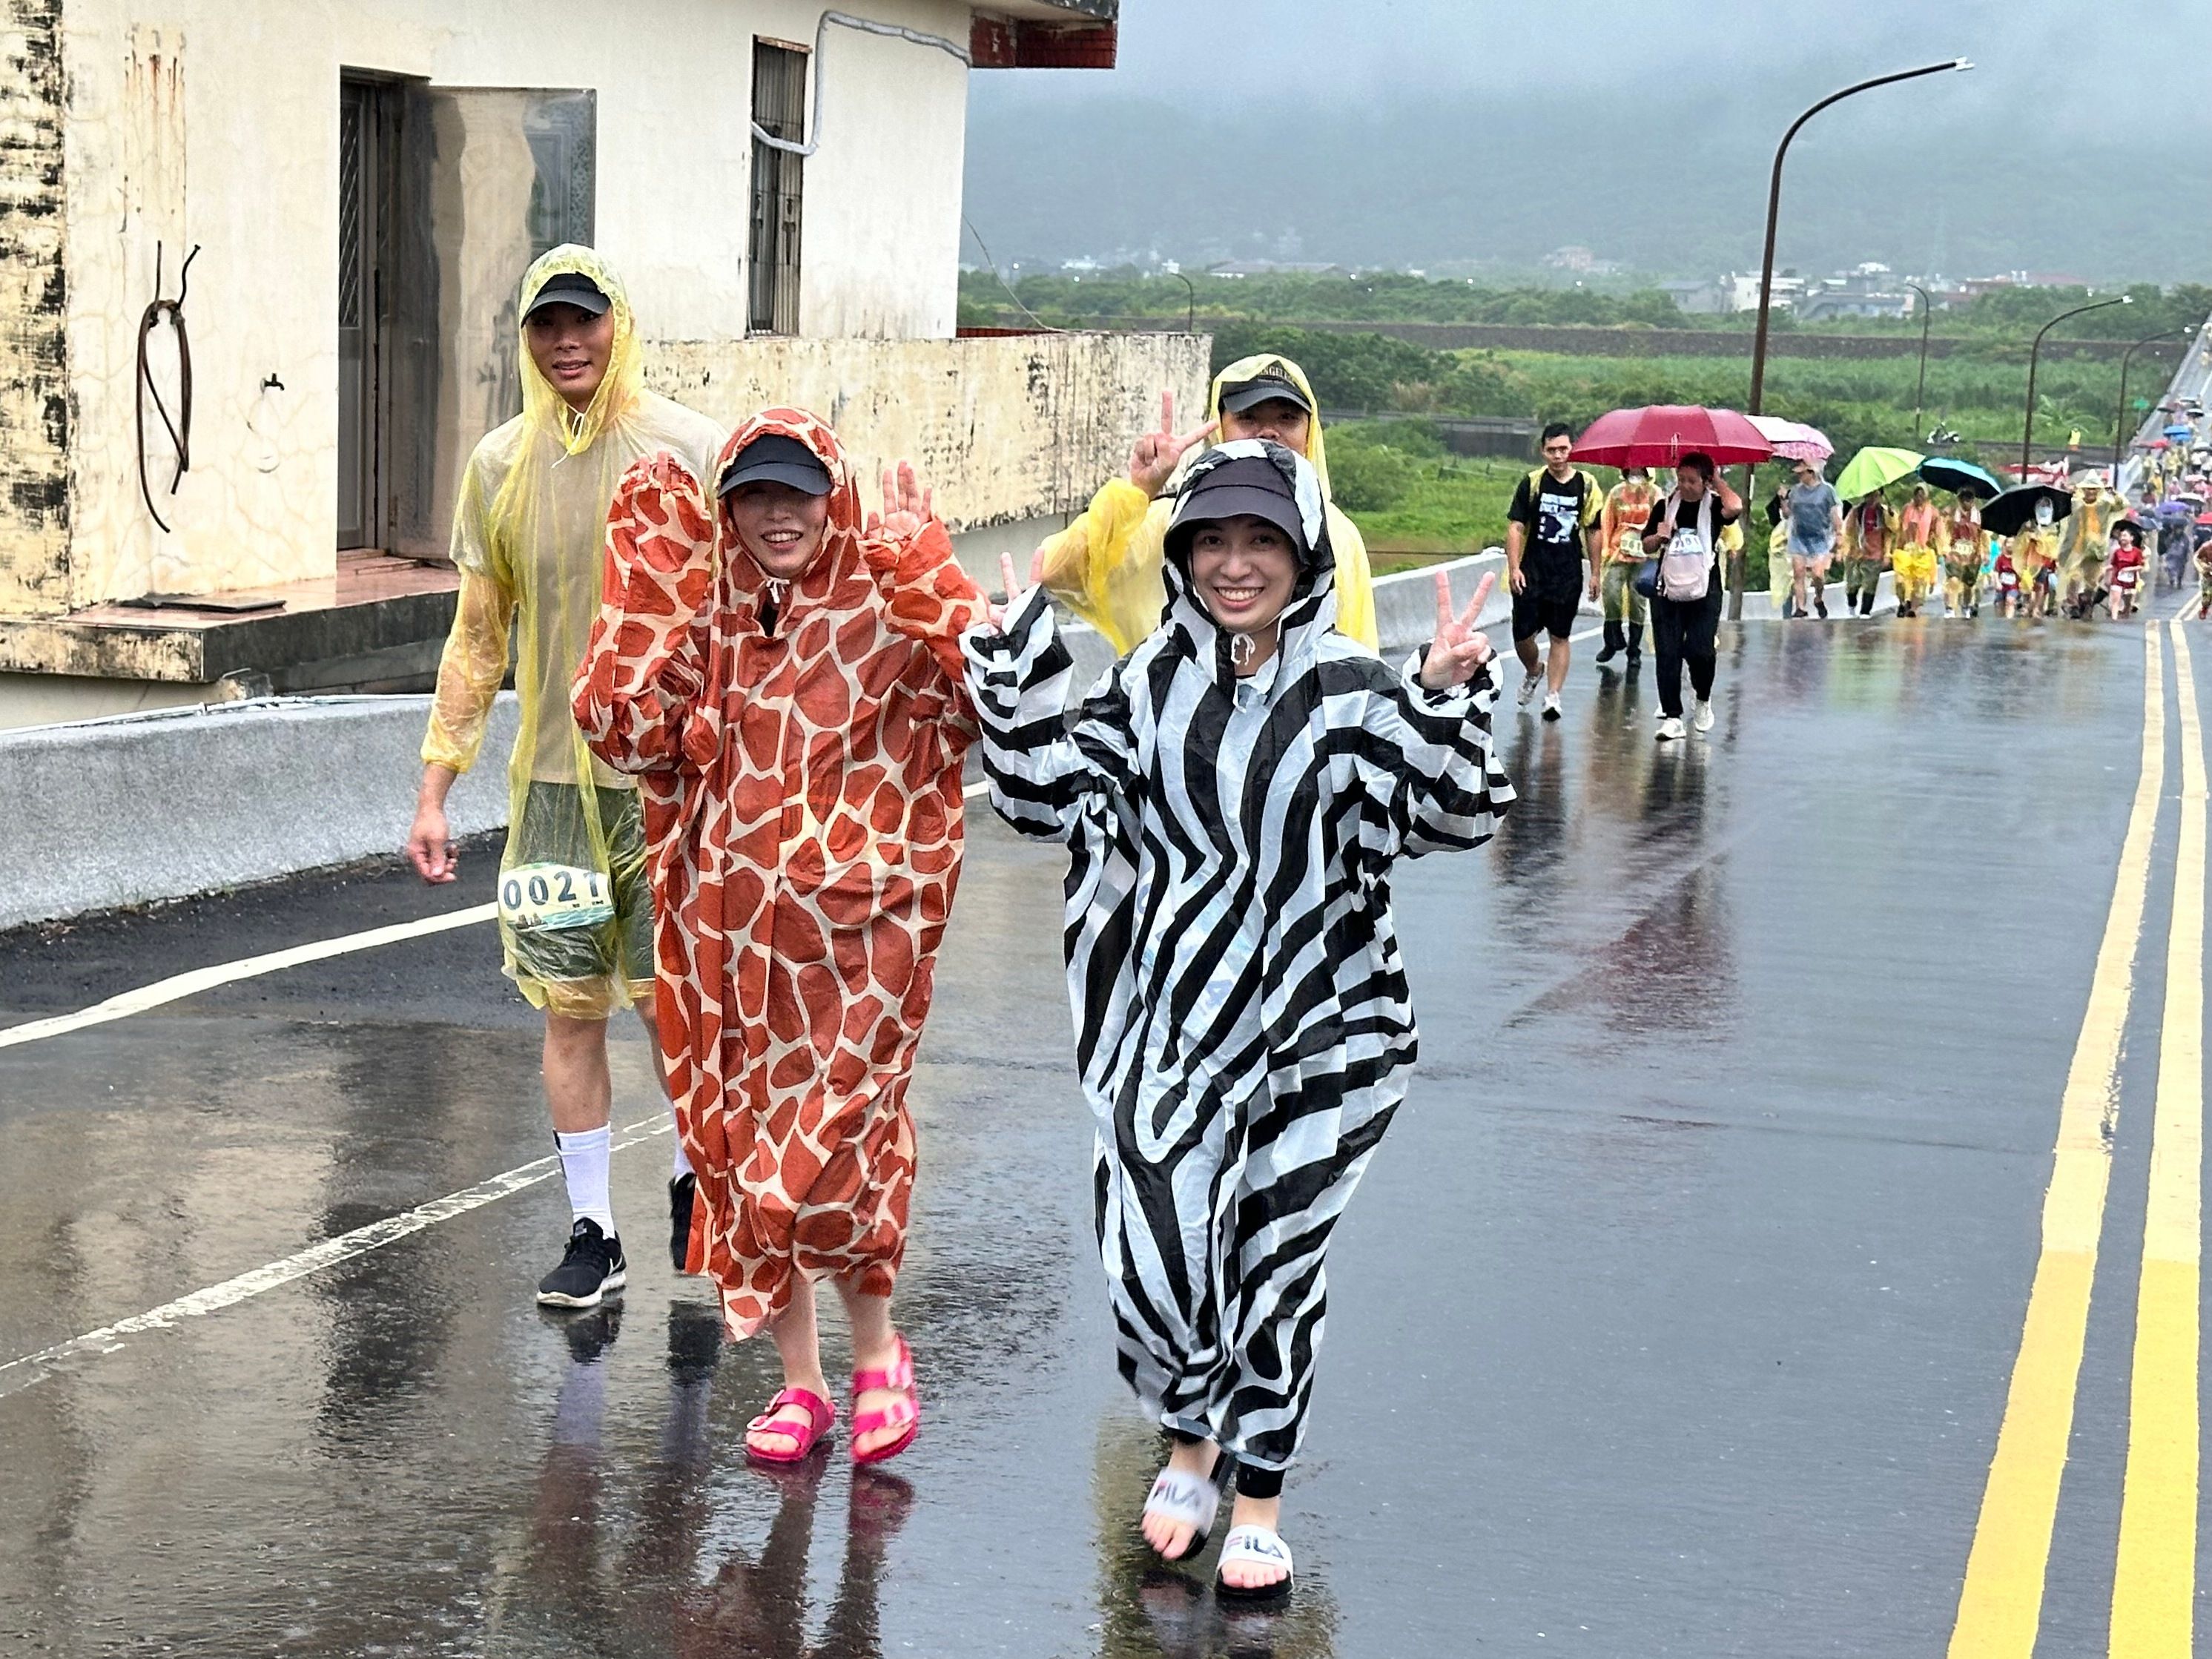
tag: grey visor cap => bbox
[718,433,833,498]
[523,271,612,319]
[1218,376,1313,417]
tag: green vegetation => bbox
[1203,322,2150,470]
[1327,424,1525,565]
[960,266,2212,343]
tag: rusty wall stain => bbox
[0,0,70,616]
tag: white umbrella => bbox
[1747,415,1833,464]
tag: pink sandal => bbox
[745,1387,834,1464]
[849,1333,919,1465]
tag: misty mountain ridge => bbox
[965,78,2212,285]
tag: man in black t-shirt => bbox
[1505,421,1602,722]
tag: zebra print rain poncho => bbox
[963,441,1513,1476]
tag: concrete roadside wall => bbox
[0,559,1510,932]
[0,693,516,930]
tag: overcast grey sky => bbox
[965,0,2211,279]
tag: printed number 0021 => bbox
[498,861,617,932]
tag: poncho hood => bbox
[515,244,643,458]
[1160,439,1338,689]
[1205,354,1334,494]
[712,406,868,613]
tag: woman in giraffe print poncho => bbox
[574,408,985,1467]
[965,441,1513,1597]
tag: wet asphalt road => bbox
[1,616,2206,1658]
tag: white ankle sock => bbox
[555,1127,614,1233]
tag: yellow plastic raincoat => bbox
[421,245,724,1015]
[1893,492,1941,604]
[2059,484,2119,581]
[1031,354,1377,653]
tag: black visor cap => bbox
[1166,456,1310,564]
[718,433,833,498]
[1218,376,1313,418]
[524,271,612,319]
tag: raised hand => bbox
[1419,568,1499,690]
[987,550,1034,630]
[1127,389,1219,498]
[867,461,934,541]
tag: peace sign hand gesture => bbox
[867,461,934,542]
[1127,389,1218,498]
[1418,569,1499,690]
[986,550,1034,632]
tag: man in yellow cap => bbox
[406,247,724,1310]
[1031,357,1376,654]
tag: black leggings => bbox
[1651,584,1723,718]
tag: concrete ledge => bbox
[0,694,516,931]
[0,558,1513,932]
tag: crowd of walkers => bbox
[404,247,1508,1606]
[1768,455,2212,624]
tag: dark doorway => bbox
[337,76,400,551]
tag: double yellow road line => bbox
[1949,624,2204,1656]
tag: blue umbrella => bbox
[1919,456,2003,500]
[2165,423,2196,440]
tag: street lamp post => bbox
[1737,59,1970,619]
[2112,324,2189,478]
[1168,270,1195,333]
[2021,294,2130,481]
[1906,283,1933,443]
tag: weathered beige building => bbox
[0,0,1204,726]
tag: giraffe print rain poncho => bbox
[573,409,986,1338]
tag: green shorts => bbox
[499,782,653,1020]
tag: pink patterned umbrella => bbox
[1746,415,1833,464]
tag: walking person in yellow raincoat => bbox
[1030,356,1378,652]
[2058,471,2119,618]
[1892,484,1941,617]
[405,245,724,1310]
[2010,498,2062,618]
[1942,493,1986,618]
[1840,492,1896,616]
[1593,465,1658,667]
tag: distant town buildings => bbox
[1663,264,2101,321]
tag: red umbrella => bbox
[1571,405,1775,469]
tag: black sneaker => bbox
[668,1172,697,1273]
[1815,593,1829,618]
[538,1218,627,1309]
[1594,641,1621,665]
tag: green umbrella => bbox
[1834,446,1927,501]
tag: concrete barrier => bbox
[0,694,517,931]
[0,557,1519,932]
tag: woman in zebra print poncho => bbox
[963,440,1513,1597]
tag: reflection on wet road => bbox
[1,620,2205,1656]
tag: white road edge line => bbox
[0,903,500,1052]
[0,783,999,1054]
[0,1110,675,1399]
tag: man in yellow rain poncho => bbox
[2057,470,2119,617]
[1030,354,1377,653]
[404,245,724,1310]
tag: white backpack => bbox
[1655,489,1718,601]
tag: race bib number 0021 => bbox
[499,863,615,932]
